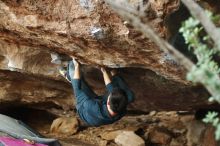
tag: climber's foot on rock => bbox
[59,67,71,83]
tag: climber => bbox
[59,57,135,127]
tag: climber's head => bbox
[107,88,128,114]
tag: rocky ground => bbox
[41,112,220,146]
[3,108,219,146]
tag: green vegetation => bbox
[203,112,220,140]
[180,12,220,140]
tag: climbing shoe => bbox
[59,67,71,83]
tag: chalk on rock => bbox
[79,0,94,11]
[90,27,105,40]
[51,52,62,65]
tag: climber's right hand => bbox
[71,56,79,68]
[101,67,107,74]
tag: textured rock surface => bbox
[0,0,216,111]
[50,117,79,135]
[0,70,73,110]
[12,110,217,146]
[149,128,172,145]
[0,0,184,80]
[115,131,145,146]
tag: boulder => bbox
[101,130,123,141]
[149,128,172,145]
[50,117,79,136]
[0,0,217,112]
[115,131,145,146]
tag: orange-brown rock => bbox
[0,0,215,112]
[0,0,185,81]
[50,117,79,136]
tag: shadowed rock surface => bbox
[0,0,216,113]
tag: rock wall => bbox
[0,0,215,111]
[0,70,73,110]
[0,0,185,80]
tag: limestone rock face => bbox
[0,0,184,80]
[0,0,214,111]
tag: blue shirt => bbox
[71,76,135,127]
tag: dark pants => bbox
[67,61,99,127]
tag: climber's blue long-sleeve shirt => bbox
[71,76,135,127]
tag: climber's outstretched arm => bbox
[72,57,80,79]
[101,67,111,85]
